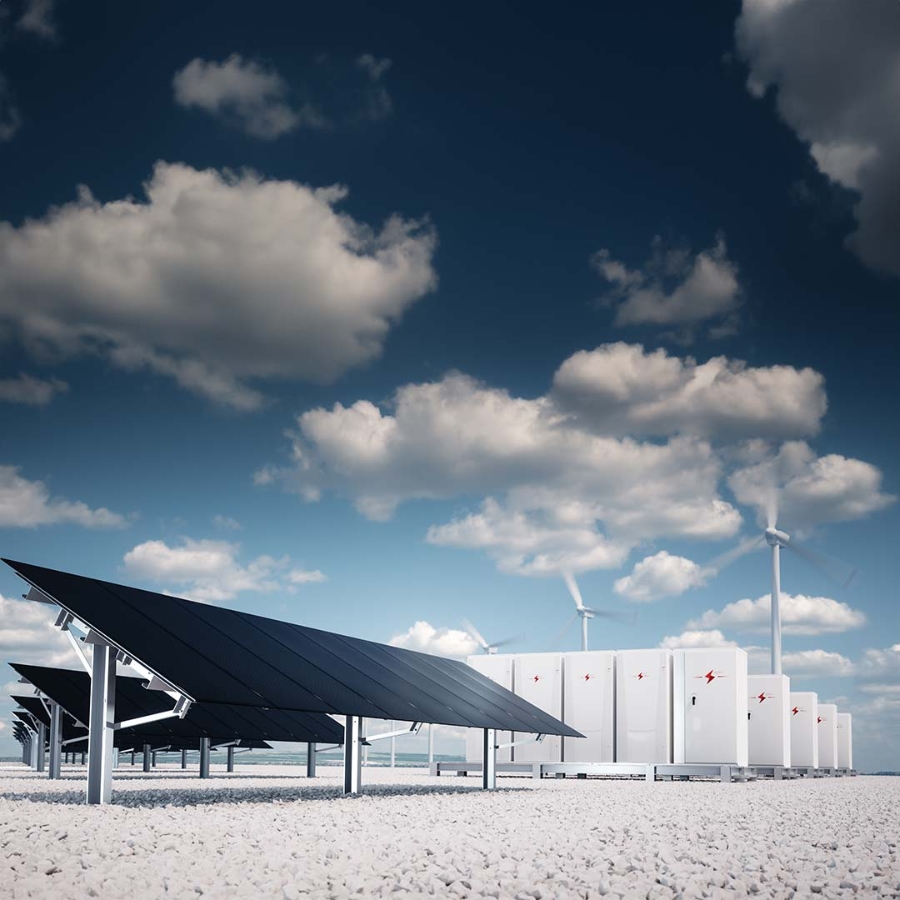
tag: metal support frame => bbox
[151,751,157,768]
[48,701,62,779]
[27,728,38,768]
[428,723,434,765]
[35,722,46,772]
[226,746,235,772]
[365,721,423,743]
[497,733,545,751]
[306,743,316,778]
[482,728,497,790]
[199,737,210,778]
[343,715,362,795]
[181,749,187,769]
[86,642,116,805]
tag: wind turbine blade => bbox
[460,618,490,651]
[785,540,858,590]
[704,535,765,575]
[765,489,779,531]
[490,634,524,649]
[586,607,638,625]
[561,570,585,610]
[549,613,579,650]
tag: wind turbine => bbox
[558,571,636,652]
[460,618,520,655]
[709,492,856,676]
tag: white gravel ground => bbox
[1,763,897,899]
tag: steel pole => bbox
[343,715,362,795]
[772,543,782,676]
[181,749,187,769]
[36,723,46,772]
[482,728,496,790]
[86,643,116,805]
[226,746,235,772]
[581,614,588,652]
[48,702,62,779]
[306,743,316,778]
[390,720,396,768]
[143,744,151,772]
[428,723,434,765]
[199,737,210,778]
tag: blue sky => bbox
[1,0,899,769]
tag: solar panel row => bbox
[5,560,580,738]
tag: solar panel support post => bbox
[48,701,62,779]
[482,728,497,790]
[152,751,157,768]
[181,749,187,769]
[27,730,37,769]
[199,737,210,778]
[343,715,362,795]
[306,743,316,778]
[142,744,151,772]
[86,642,116,805]
[226,746,235,772]
[36,722,46,773]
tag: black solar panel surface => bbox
[9,663,344,744]
[5,560,581,736]
[11,695,86,740]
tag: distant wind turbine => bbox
[707,491,856,676]
[557,571,636,652]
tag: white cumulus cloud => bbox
[16,0,57,39]
[688,592,866,636]
[614,551,709,602]
[780,648,855,679]
[659,629,738,650]
[262,369,742,576]
[287,568,328,585]
[173,54,325,138]
[388,621,479,659]
[123,538,289,603]
[552,343,826,439]
[735,0,900,276]
[0,465,127,529]
[0,593,79,668]
[729,440,895,530]
[593,235,740,336]
[0,162,437,410]
[0,373,68,406]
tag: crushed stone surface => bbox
[0,764,897,899]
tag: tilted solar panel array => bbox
[5,560,581,737]
[11,694,86,741]
[10,663,344,744]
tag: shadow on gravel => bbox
[0,782,529,808]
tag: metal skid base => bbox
[752,766,802,780]
[431,761,758,783]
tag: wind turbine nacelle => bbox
[764,527,790,547]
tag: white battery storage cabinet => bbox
[817,703,839,769]
[616,649,673,763]
[837,713,853,770]
[789,692,819,769]
[513,653,564,762]
[563,651,615,762]
[674,648,749,767]
[747,674,791,767]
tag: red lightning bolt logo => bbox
[583,674,591,682]
[792,706,800,716]
[817,716,823,724]
[704,670,715,684]
[533,675,540,683]
[757,692,767,704]
[636,672,645,680]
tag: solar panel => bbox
[11,694,86,741]
[5,560,580,736]
[10,663,344,744]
